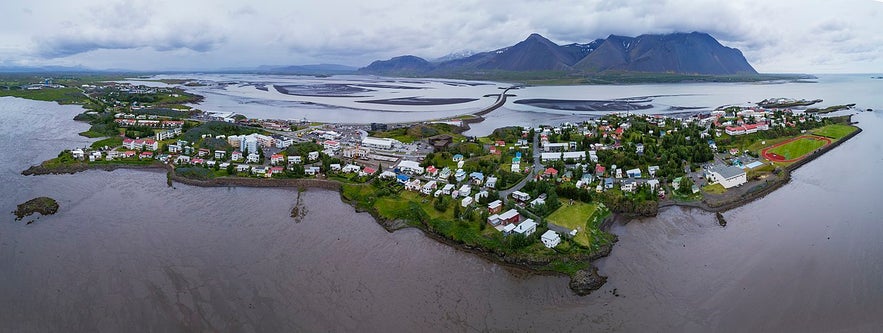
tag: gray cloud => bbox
[1,0,881,72]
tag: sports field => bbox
[811,124,857,139]
[762,135,831,162]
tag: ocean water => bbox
[0,75,881,332]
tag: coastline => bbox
[17,121,862,295]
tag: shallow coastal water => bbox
[1,75,882,331]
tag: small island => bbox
[13,197,59,222]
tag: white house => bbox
[540,151,586,162]
[379,170,396,179]
[626,168,642,178]
[647,179,660,190]
[530,197,545,207]
[397,160,424,175]
[511,191,530,202]
[330,163,342,171]
[485,176,498,189]
[341,164,361,173]
[513,219,537,236]
[307,151,320,161]
[305,166,321,175]
[247,153,260,164]
[288,155,302,164]
[461,196,474,208]
[458,184,471,198]
[541,230,561,248]
[421,180,438,195]
[214,150,226,160]
[707,164,747,188]
[441,183,455,195]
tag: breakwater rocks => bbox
[170,174,341,190]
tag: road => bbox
[500,130,541,204]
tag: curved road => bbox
[500,131,541,204]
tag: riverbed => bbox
[1,74,882,331]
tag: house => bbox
[452,154,464,162]
[485,176,498,189]
[474,190,488,203]
[168,144,182,153]
[231,151,243,161]
[621,179,636,192]
[307,151,320,161]
[268,166,284,177]
[461,196,474,208]
[647,179,660,190]
[501,224,517,235]
[246,153,260,164]
[513,219,537,236]
[123,138,135,149]
[421,180,438,195]
[595,164,606,176]
[455,169,467,182]
[438,167,451,180]
[72,149,85,160]
[487,214,501,226]
[379,170,396,179]
[214,150,226,160]
[191,158,205,165]
[530,197,546,207]
[425,165,438,177]
[143,139,158,151]
[626,168,642,178]
[498,209,520,225]
[511,191,530,202]
[604,177,615,189]
[648,165,660,177]
[562,171,573,182]
[360,167,377,177]
[488,200,503,214]
[396,173,410,184]
[469,172,484,185]
[541,230,561,248]
[707,163,748,188]
[615,168,623,179]
[343,146,370,159]
[397,160,424,175]
[342,164,361,173]
[305,166,321,175]
[288,155,302,164]
[198,148,210,157]
[404,179,422,191]
[89,151,102,162]
[458,184,471,197]
[543,167,558,179]
[271,154,286,165]
[511,163,521,173]
[252,166,268,175]
[236,164,251,172]
[137,151,153,160]
[441,183,455,195]
[330,163,342,172]
[174,154,189,163]
[323,140,341,151]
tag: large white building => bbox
[361,137,395,150]
[707,164,747,188]
[540,151,586,162]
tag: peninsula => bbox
[11,75,862,295]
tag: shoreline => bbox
[17,121,862,295]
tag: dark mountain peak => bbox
[359,31,756,76]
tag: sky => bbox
[1,0,882,73]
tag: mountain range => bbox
[359,32,757,76]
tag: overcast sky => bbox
[2,0,882,73]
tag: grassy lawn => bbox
[767,137,826,160]
[0,87,88,104]
[546,201,600,247]
[811,124,857,140]
[702,183,726,194]
[746,136,791,153]
[90,136,123,149]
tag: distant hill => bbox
[358,32,757,77]
[255,64,357,75]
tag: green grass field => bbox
[546,201,599,247]
[811,124,857,140]
[0,87,88,104]
[702,183,727,194]
[767,137,826,160]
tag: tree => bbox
[453,203,461,220]
[677,177,694,195]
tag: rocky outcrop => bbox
[569,266,607,296]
